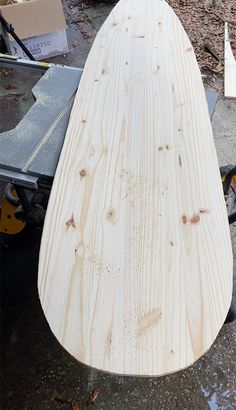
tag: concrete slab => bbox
[212,99,236,141]
[214,135,236,165]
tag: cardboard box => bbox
[0,0,69,60]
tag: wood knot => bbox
[159,145,170,151]
[199,208,210,214]
[65,214,76,229]
[182,213,201,225]
[79,169,87,178]
[190,213,200,224]
[106,209,117,224]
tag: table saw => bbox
[0,57,82,231]
[0,57,83,186]
[0,56,235,233]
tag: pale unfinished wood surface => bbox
[38,0,233,376]
[225,23,236,99]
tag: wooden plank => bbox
[224,22,236,99]
[38,0,233,376]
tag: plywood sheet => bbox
[38,0,233,376]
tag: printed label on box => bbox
[9,30,68,60]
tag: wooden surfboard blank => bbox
[38,0,233,376]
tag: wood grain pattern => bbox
[38,0,233,376]
[225,22,236,99]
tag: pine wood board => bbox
[38,0,233,376]
[225,22,236,99]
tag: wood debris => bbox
[9,91,25,96]
[0,68,12,77]
[3,83,17,90]
[166,0,236,84]
[204,41,220,61]
[86,388,100,406]
[224,22,236,98]
[6,0,31,3]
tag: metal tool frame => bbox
[0,57,83,224]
